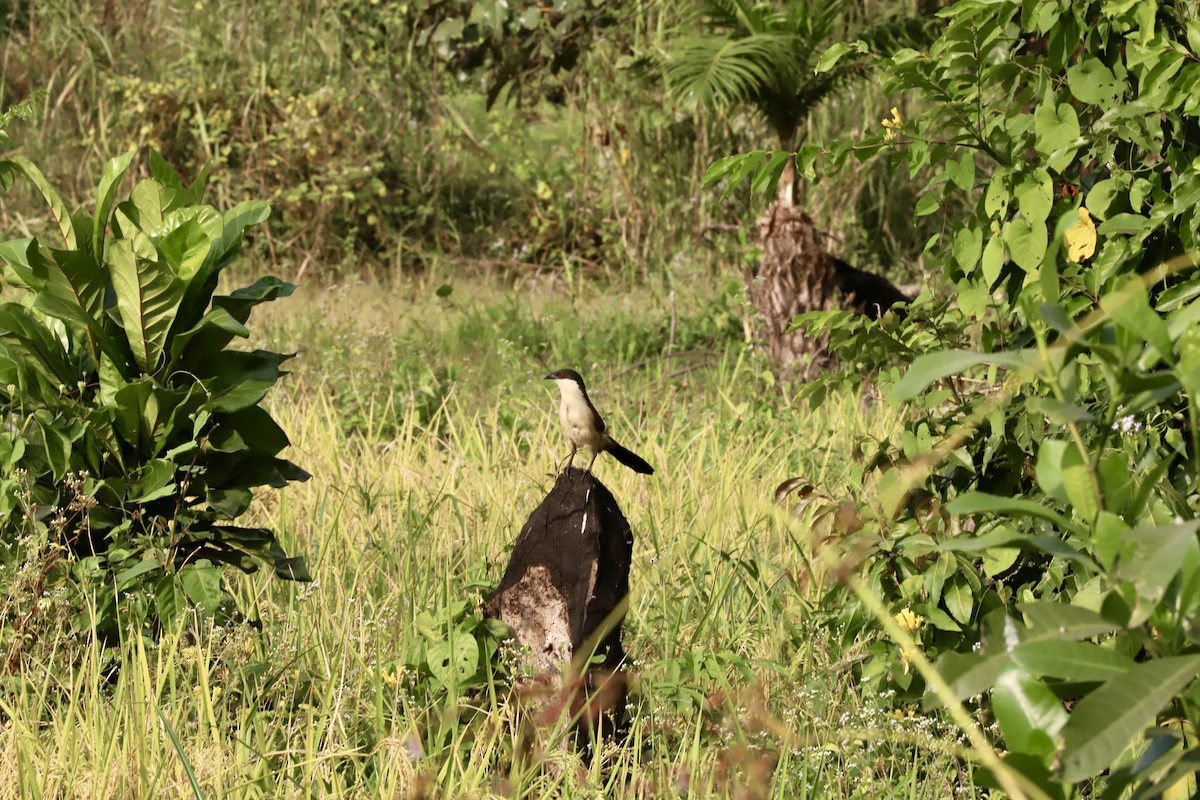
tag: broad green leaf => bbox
[154,573,187,630]
[944,575,974,624]
[0,303,79,388]
[158,220,211,283]
[215,406,290,457]
[1018,601,1115,641]
[953,227,983,271]
[91,150,136,261]
[107,239,186,373]
[1015,170,1054,224]
[1034,100,1080,172]
[169,307,250,364]
[1010,640,1134,681]
[1060,440,1098,523]
[1085,178,1123,221]
[30,412,71,480]
[1095,212,1148,236]
[891,349,1034,401]
[925,650,1011,710]
[1066,58,1124,108]
[1096,452,1132,517]
[127,179,183,235]
[0,236,45,288]
[985,173,1010,218]
[1025,397,1094,424]
[993,668,1067,760]
[1117,521,1200,613]
[749,149,791,200]
[179,562,223,615]
[115,558,160,590]
[36,248,119,365]
[4,157,75,248]
[201,350,293,413]
[815,42,851,73]
[426,632,479,687]
[1094,511,1131,571]
[946,492,1085,537]
[130,458,176,503]
[148,149,186,189]
[1101,276,1173,365]
[1003,216,1048,272]
[980,235,1005,284]
[982,546,1020,576]
[1059,656,1200,782]
[1035,439,1068,502]
[937,520,1091,565]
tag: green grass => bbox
[0,272,977,798]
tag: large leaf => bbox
[937,524,1091,566]
[0,303,80,388]
[992,668,1068,760]
[3,157,76,248]
[178,276,297,359]
[207,200,270,271]
[1116,521,1200,622]
[107,239,186,373]
[157,219,211,284]
[1018,602,1116,641]
[892,349,1035,401]
[0,239,114,364]
[665,32,800,112]
[946,491,1086,538]
[198,350,293,413]
[91,150,137,262]
[1101,276,1173,365]
[1059,656,1200,782]
[1010,640,1134,682]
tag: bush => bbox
[752,0,1200,793]
[0,134,308,656]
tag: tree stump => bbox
[486,467,632,739]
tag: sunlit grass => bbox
[0,275,974,798]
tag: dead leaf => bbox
[1065,206,1097,263]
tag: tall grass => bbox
[0,276,975,798]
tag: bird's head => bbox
[544,368,586,388]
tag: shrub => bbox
[0,138,308,655]
[732,0,1200,793]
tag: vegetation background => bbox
[1,0,1198,797]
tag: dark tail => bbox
[608,442,654,475]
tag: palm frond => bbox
[665,32,801,112]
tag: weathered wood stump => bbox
[486,466,632,740]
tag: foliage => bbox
[0,0,731,278]
[664,0,931,150]
[412,0,618,109]
[0,145,309,653]
[757,0,1200,793]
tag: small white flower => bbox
[1112,415,1142,433]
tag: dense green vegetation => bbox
[2,0,1200,797]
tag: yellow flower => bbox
[881,106,903,142]
[894,608,925,633]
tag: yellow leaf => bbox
[1066,206,1097,263]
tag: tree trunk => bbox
[744,203,838,380]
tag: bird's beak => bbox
[543,372,555,380]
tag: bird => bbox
[544,368,654,475]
